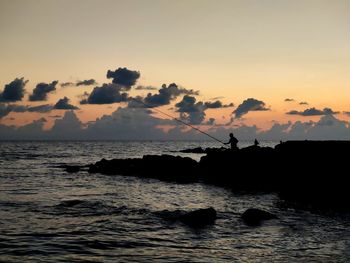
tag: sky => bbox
[0,0,350,140]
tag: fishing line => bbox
[131,97,227,145]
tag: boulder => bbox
[241,208,277,225]
[179,207,217,227]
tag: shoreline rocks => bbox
[77,140,350,212]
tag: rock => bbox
[65,165,80,173]
[179,147,206,154]
[88,154,199,183]
[179,207,217,227]
[58,199,84,207]
[241,208,277,225]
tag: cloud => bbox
[25,104,53,112]
[233,98,269,118]
[2,107,350,141]
[76,79,97,86]
[284,98,294,102]
[0,104,13,118]
[299,101,309,105]
[29,81,58,101]
[174,95,233,124]
[204,101,234,108]
[140,83,199,108]
[286,107,339,116]
[54,97,79,110]
[60,82,74,87]
[205,118,216,126]
[0,103,53,119]
[106,67,140,88]
[135,85,157,90]
[175,95,206,124]
[0,78,28,102]
[343,111,350,116]
[80,83,128,104]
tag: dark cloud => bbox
[80,83,128,104]
[286,107,339,116]
[76,79,97,86]
[299,101,309,105]
[0,78,28,102]
[173,95,234,124]
[135,85,157,90]
[0,103,53,119]
[29,81,58,101]
[25,104,53,112]
[0,104,13,118]
[106,67,140,88]
[54,97,79,110]
[284,98,294,102]
[175,95,206,125]
[233,98,269,118]
[204,101,234,109]
[60,82,74,87]
[127,96,147,108]
[206,118,216,126]
[142,83,199,108]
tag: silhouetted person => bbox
[225,133,238,150]
[254,139,259,147]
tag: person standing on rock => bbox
[225,133,239,150]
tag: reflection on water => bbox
[0,141,350,262]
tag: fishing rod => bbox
[131,97,227,146]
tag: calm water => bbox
[1,141,350,262]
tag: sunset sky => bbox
[0,0,350,140]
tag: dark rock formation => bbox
[179,146,227,154]
[155,207,217,227]
[65,165,80,173]
[89,154,199,183]
[74,140,350,212]
[178,207,217,227]
[241,208,277,225]
[179,147,206,153]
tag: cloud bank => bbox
[286,107,338,116]
[1,107,349,141]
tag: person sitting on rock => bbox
[225,133,238,150]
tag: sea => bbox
[1,140,350,262]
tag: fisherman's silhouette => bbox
[254,139,259,147]
[225,133,238,150]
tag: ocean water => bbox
[1,140,350,262]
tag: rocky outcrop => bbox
[80,141,350,212]
[89,154,199,183]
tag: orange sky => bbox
[0,0,349,130]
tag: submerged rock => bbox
[179,207,217,227]
[241,208,277,225]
